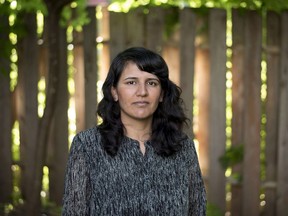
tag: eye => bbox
[147,81,159,86]
[126,80,136,85]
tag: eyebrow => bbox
[123,77,160,81]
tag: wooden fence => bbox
[0,5,288,216]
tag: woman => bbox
[62,47,206,215]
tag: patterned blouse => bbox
[62,127,206,215]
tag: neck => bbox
[123,120,152,142]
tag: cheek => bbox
[154,90,163,101]
[117,90,132,104]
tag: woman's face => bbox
[111,62,163,124]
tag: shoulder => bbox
[75,126,101,142]
[178,136,198,161]
[70,126,102,153]
[181,136,196,150]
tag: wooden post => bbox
[264,11,281,216]
[98,6,110,81]
[16,13,39,214]
[195,12,210,178]
[73,30,85,132]
[231,9,245,216]
[48,26,69,205]
[162,45,180,85]
[146,7,165,52]
[161,7,181,85]
[109,11,126,60]
[83,6,98,129]
[208,8,227,213]
[242,11,262,216]
[276,11,288,216]
[0,10,13,206]
[74,6,98,131]
[110,7,145,60]
[126,7,145,47]
[179,8,196,139]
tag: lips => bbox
[133,101,149,106]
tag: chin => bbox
[133,114,153,121]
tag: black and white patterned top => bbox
[62,127,206,216]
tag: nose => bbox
[136,83,148,97]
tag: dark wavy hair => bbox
[97,47,189,157]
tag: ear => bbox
[111,86,118,101]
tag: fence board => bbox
[98,6,110,81]
[48,26,69,205]
[73,30,85,132]
[17,13,39,211]
[231,8,245,216]
[208,8,227,213]
[0,13,13,205]
[195,14,210,177]
[74,7,98,131]
[126,8,145,47]
[109,11,126,60]
[179,8,196,138]
[276,11,288,216]
[83,6,98,128]
[162,7,180,85]
[242,11,262,216]
[264,11,281,216]
[162,45,180,84]
[146,7,165,52]
[0,64,12,204]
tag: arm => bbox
[62,135,91,216]
[188,141,207,216]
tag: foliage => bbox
[207,202,224,216]
[109,0,288,12]
[163,6,179,40]
[0,0,90,76]
[60,0,90,30]
[219,144,244,170]
[16,0,47,14]
[0,1,13,70]
[0,0,90,36]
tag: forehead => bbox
[120,62,158,80]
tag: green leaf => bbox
[219,145,244,170]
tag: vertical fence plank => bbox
[17,13,39,212]
[195,13,210,178]
[109,11,126,60]
[161,7,180,84]
[179,8,196,138]
[0,10,13,206]
[48,26,69,205]
[98,6,110,81]
[73,30,85,132]
[83,6,98,128]
[0,60,12,204]
[146,7,164,52]
[264,11,281,216]
[242,11,262,216]
[162,45,180,85]
[276,11,288,216]
[73,7,99,131]
[208,8,227,213]
[126,7,145,47]
[231,8,245,216]
[162,7,180,85]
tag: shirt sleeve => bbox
[188,140,207,216]
[62,134,91,216]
